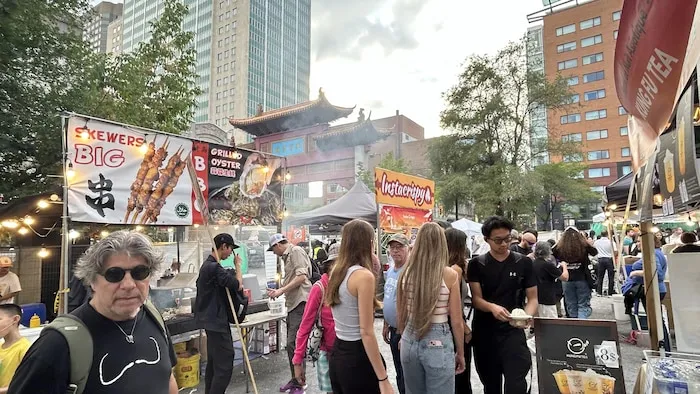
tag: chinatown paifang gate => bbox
[229,89,393,208]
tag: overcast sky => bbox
[96,0,546,137]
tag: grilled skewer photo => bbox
[138,148,184,224]
[144,155,187,224]
[124,138,156,223]
[130,139,169,223]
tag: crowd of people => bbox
[0,218,695,393]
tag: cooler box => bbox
[20,303,46,327]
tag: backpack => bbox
[305,281,325,363]
[45,300,166,394]
[285,247,321,284]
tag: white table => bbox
[234,311,287,393]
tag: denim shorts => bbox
[400,323,455,394]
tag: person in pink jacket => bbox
[293,243,338,394]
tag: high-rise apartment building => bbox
[120,0,311,144]
[84,2,123,53]
[106,17,124,54]
[528,0,626,226]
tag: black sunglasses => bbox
[101,265,151,283]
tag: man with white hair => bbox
[10,231,178,394]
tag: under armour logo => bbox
[509,272,517,277]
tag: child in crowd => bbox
[0,304,30,393]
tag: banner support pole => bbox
[60,115,71,315]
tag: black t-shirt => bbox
[467,252,537,335]
[672,244,700,253]
[552,245,597,282]
[9,303,178,394]
[533,257,563,305]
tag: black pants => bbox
[455,341,473,394]
[329,338,385,394]
[596,257,615,295]
[205,329,235,394]
[473,329,530,394]
[388,327,405,394]
[286,302,306,380]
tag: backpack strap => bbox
[313,281,325,327]
[143,299,167,338]
[45,315,93,394]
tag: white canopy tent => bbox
[451,219,482,237]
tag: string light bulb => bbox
[65,161,75,180]
[135,225,143,232]
[605,211,612,217]
[285,171,291,181]
[18,227,29,235]
[608,204,617,211]
[1,220,19,229]
[167,227,175,233]
[38,247,49,258]
[69,229,79,239]
[283,208,289,218]
[139,143,149,154]
[262,166,270,174]
[100,230,109,238]
[23,216,34,225]
[37,200,49,209]
[49,194,60,202]
[80,129,89,139]
[193,224,200,228]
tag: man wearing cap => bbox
[194,233,244,394]
[382,233,410,394]
[267,234,312,393]
[0,257,21,305]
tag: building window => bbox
[562,133,582,142]
[621,147,631,157]
[591,186,605,193]
[614,30,619,40]
[558,59,578,70]
[613,11,622,21]
[622,165,632,175]
[564,153,583,162]
[560,114,582,124]
[618,106,627,115]
[557,41,577,53]
[582,52,604,65]
[556,24,576,36]
[586,129,608,140]
[587,150,610,161]
[584,89,606,101]
[569,94,580,104]
[585,109,607,120]
[583,70,605,83]
[567,76,579,86]
[581,34,603,48]
[580,17,601,30]
[589,168,611,178]
[620,126,629,136]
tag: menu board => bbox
[534,319,626,394]
[658,84,700,215]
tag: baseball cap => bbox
[0,256,12,268]
[387,233,409,246]
[267,234,287,251]
[214,233,239,249]
[323,242,341,264]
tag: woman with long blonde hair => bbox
[324,220,393,394]
[397,222,466,393]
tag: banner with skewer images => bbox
[66,116,194,225]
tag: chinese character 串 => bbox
[85,174,115,217]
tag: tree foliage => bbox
[356,152,410,188]
[431,37,585,225]
[0,0,201,199]
[533,162,599,229]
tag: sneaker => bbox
[289,387,305,394]
[280,380,296,392]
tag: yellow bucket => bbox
[174,353,200,388]
[173,342,187,353]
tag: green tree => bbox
[0,0,201,199]
[533,162,599,230]
[432,37,576,224]
[356,152,410,188]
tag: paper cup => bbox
[599,375,616,394]
[553,370,571,394]
[583,373,601,394]
[565,370,586,394]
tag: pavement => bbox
[188,295,646,393]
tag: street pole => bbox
[60,115,70,315]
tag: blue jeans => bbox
[563,280,592,318]
[400,323,455,394]
[388,327,406,394]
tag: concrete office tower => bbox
[121,0,311,144]
[528,0,625,225]
[106,17,123,54]
[84,2,124,53]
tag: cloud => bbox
[312,0,432,61]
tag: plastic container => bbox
[174,353,201,388]
[20,303,46,328]
[644,350,700,394]
[29,314,40,328]
[612,294,627,321]
[268,295,286,316]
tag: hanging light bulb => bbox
[135,225,144,232]
[49,194,60,202]
[37,200,49,209]
[18,227,29,235]
[23,216,34,225]
[139,143,149,154]
[193,224,200,228]
[608,204,617,211]
[285,171,291,181]
[1,220,19,229]
[38,247,49,258]
[262,166,270,174]
[283,208,289,218]
[100,230,109,238]
[69,229,80,239]
[80,129,89,139]
[65,161,75,180]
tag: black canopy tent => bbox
[286,181,377,232]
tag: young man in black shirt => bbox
[468,216,538,394]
